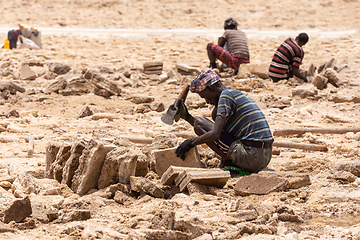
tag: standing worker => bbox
[174,70,273,173]
[269,33,310,82]
[207,18,250,76]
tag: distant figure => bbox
[269,33,310,82]
[207,18,250,76]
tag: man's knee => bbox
[194,117,210,135]
[207,43,214,51]
[194,116,209,126]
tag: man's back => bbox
[269,38,304,80]
[223,29,249,58]
[217,88,273,142]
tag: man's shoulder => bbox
[221,87,244,97]
[224,29,245,37]
[285,38,302,49]
[221,87,234,93]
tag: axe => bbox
[161,84,190,125]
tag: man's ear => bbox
[208,85,215,92]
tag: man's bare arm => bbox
[191,115,227,146]
[293,66,307,81]
[218,37,226,47]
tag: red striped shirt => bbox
[269,38,304,79]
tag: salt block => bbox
[144,70,162,75]
[259,171,311,189]
[61,140,87,187]
[312,74,328,90]
[161,166,202,185]
[174,168,210,187]
[167,68,183,82]
[144,65,163,71]
[45,142,61,178]
[234,175,288,196]
[118,155,137,184]
[143,61,163,68]
[323,68,340,87]
[71,140,116,195]
[178,169,230,192]
[176,63,200,74]
[153,146,200,177]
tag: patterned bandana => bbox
[190,70,220,93]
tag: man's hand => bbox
[174,99,190,122]
[175,139,194,160]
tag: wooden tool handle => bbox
[178,84,190,101]
[273,127,360,136]
[273,141,328,152]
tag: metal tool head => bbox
[161,84,190,125]
[161,100,180,125]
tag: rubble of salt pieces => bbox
[1,55,360,239]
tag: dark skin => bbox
[182,82,230,160]
[207,26,235,65]
[293,37,308,81]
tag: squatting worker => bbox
[175,70,274,173]
[269,33,310,82]
[207,18,250,76]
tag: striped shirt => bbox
[223,29,249,58]
[269,38,304,79]
[217,88,273,142]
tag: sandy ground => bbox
[1,0,360,239]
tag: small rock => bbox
[329,171,357,184]
[61,209,91,223]
[20,65,37,80]
[150,102,165,112]
[130,176,165,198]
[0,181,12,188]
[292,85,318,98]
[143,229,191,240]
[229,209,258,221]
[78,105,93,118]
[0,222,16,233]
[333,161,360,177]
[114,191,134,206]
[9,109,19,118]
[150,210,175,230]
[174,220,206,239]
[31,204,50,223]
[227,199,241,212]
[130,95,155,104]
[9,218,36,230]
[278,213,304,223]
[237,222,275,235]
[48,63,71,75]
[3,196,32,223]
[186,182,209,195]
[91,113,118,120]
